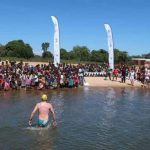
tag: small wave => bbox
[24,124,51,131]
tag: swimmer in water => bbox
[29,94,57,127]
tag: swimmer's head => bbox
[41,94,48,101]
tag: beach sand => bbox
[84,77,143,87]
[16,61,49,66]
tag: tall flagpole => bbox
[51,16,60,66]
[104,24,114,70]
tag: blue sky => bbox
[0,0,150,55]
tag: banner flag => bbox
[51,16,60,66]
[104,24,114,70]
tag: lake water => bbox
[0,87,150,150]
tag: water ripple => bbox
[0,88,150,150]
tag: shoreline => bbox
[17,61,148,88]
[84,77,145,88]
[1,61,148,88]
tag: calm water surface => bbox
[0,87,150,150]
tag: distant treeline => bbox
[0,40,150,63]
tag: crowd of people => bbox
[0,60,85,91]
[83,63,150,86]
[0,60,150,91]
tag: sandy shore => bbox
[16,61,49,66]
[84,77,143,87]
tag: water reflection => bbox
[28,129,53,150]
[51,91,65,124]
[101,88,117,129]
[0,87,150,150]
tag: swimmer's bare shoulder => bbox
[48,103,54,110]
[36,102,41,108]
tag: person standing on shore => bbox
[129,69,135,86]
[29,94,57,127]
[104,67,112,80]
[121,66,126,83]
[112,67,118,81]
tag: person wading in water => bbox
[29,94,57,127]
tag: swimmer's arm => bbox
[49,105,57,127]
[49,105,56,122]
[29,104,38,121]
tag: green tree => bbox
[114,49,129,64]
[99,49,108,62]
[90,50,99,62]
[42,42,49,53]
[42,51,53,58]
[68,50,76,60]
[0,44,6,56]
[60,48,69,60]
[90,49,108,62]
[72,46,90,61]
[121,51,129,62]
[41,42,52,58]
[114,49,120,63]
[4,40,34,58]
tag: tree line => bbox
[0,40,34,59]
[0,39,149,63]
